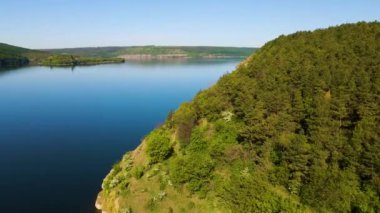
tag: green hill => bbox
[45,46,257,59]
[0,43,30,55]
[0,43,48,67]
[96,22,380,212]
[0,43,124,68]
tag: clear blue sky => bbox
[0,0,378,49]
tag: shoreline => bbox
[0,56,245,69]
[118,54,246,61]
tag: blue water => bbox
[0,59,240,213]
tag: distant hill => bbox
[0,43,124,67]
[0,43,30,55]
[96,22,380,212]
[1,44,256,68]
[0,43,49,67]
[45,46,257,59]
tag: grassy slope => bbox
[97,22,380,213]
[97,140,223,213]
[45,46,257,58]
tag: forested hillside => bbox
[97,22,380,212]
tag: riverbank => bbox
[118,54,246,61]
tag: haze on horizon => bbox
[0,0,378,49]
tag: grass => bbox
[97,137,226,213]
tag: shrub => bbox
[172,103,196,147]
[132,166,144,179]
[146,129,173,164]
[220,175,303,212]
[170,154,214,193]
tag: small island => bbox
[40,55,125,67]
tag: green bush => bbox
[146,129,173,164]
[132,165,144,179]
[170,154,214,193]
[172,103,196,147]
[145,197,157,211]
[185,126,208,154]
[221,175,304,212]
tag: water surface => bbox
[0,59,240,212]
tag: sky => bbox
[0,0,379,49]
